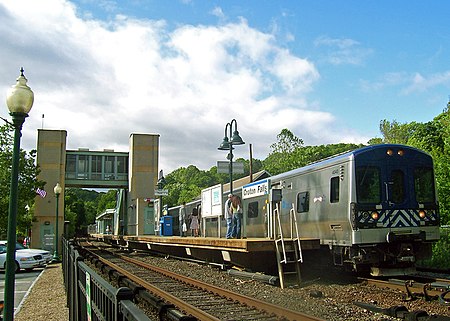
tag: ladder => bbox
[274,203,303,289]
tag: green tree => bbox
[367,137,383,145]
[263,129,304,175]
[269,128,304,153]
[63,188,100,235]
[379,119,412,144]
[236,157,264,177]
[96,190,118,213]
[164,165,220,206]
[0,124,43,238]
[418,105,450,225]
[263,129,361,175]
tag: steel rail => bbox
[83,245,323,321]
[116,252,323,321]
[360,277,450,298]
[86,248,221,321]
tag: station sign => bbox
[201,184,222,217]
[242,179,269,199]
[217,161,244,174]
[154,189,168,196]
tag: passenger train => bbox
[165,144,440,276]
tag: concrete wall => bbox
[127,133,159,235]
[33,129,66,251]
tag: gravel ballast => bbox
[13,254,450,321]
[14,264,68,321]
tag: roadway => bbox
[0,268,45,315]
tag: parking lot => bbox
[0,268,45,313]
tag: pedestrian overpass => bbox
[64,149,129,188]
[32,129,160,251]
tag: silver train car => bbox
[172,144,440,275]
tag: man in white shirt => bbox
[224,194,234,239]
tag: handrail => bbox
[61,238,152,321]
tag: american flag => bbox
[36,188,47,198]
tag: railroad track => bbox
[360,276,450,304]
[78,241,323,321]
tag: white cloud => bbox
[360,71,450,96]
[314,35,373,65]
[210,6,225,19]
[0,0,364,173]
[402,71,450,95]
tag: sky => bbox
[1,0,449,174]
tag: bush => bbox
[420,227,450,269]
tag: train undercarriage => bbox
[332,240,433,277]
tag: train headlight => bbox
[419,210,426,218]
[397,149,404,156]
[386,149,393,156]
[371,212,379,220]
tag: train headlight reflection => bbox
[371,212,379,220]
[419,210,426,218]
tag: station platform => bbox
[90,234,320,275]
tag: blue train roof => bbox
[268,144,431,183]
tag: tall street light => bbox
[3,68,34,321]
[218,119,245,193]
[156,170,166,220]
[53,182,63,262]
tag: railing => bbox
[62,238,153,321]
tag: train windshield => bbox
[356,165,435,205]
[414,167,435,203]
[390,169,405,204]
[356,166,381,204]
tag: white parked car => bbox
[0,241,52,264]
[0,244,46,272]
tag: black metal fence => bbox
[62,238,153,321]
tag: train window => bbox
[330,177,340,203]
[297,192,309,213]
[356,166,381,204]
[414,167,435,203]
[247,201,259,218]
[391,170,405,204]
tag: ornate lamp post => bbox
[52,182,62,262]
[218,119,245,193]
[157,170,166,219]
[3,68,34,321]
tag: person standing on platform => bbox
[197,205,202,236]
[231,195,243,238]
[190,207,199,237]
[179,202,187,237]
[225,194,234,239]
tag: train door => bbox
[384,169,403,203]
[382,160,411,229]
[268,188,282,239]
